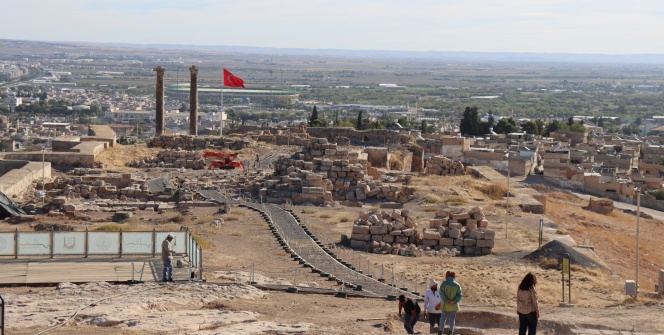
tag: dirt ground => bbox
[2,166,664,334]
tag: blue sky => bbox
[1,0,662,54]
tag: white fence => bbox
[0,229,203,279]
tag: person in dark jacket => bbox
[398,294,421,334]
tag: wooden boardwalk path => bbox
[0,257,190,285]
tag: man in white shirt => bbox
[161,233,175,282]
[423,279,442,333]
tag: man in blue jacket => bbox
[439,271,462,335]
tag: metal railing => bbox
[1,293,4,335]
[0,228,203,280]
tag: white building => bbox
[4,96,22,107]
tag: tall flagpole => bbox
[220,67,224,137]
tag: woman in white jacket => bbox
[423,279,443,333]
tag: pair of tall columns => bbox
[153,66,199,136]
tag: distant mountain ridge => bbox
[91,42,664,64]
[2,38,664,64]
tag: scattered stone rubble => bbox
[128,149,206,170]
[38,170,150,201]
[349,209,421,256]
[349,206,495,256]
[586,198,614,215]
[261,138,415,206]
[149,135,251,150]
[425,155,466,176]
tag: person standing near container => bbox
[517,272,539,335]
[161,233,175,282]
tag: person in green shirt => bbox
[438,271,462,335]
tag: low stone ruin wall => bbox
[262,138,415,206]
[425,155,466,176]
[149,135,251,151]
[128,149,207,170]
[349,207,495,256]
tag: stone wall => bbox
[349,207,495,256]
[263,138,415,206]
[149,135,252,151]
[307,127,412,146]
[364,147,389,168]
[42,170,150,201]
[0,161,52,198]
[425,155,466,176]
[129,149,206,170]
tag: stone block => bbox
[448,228,461,239]
[422,239,439,247]
[382,235,395,243]
[52,196,67,206]
[370,225,388,235]
[436,210,451,218]
[463,238,477,247]
[350,240,368,249]
[408,235,418,244]
[659,270,664,295]
[439,238,454,246]
[402,228,416,237]
[371,235,383,242]
[396,236,409,244]
[430,219,443,228]
[368,214,381,225]
[453,238,464,246]
[477,239,495,248]
[390,229,403,236]
[484,230,496,240]
[479,220,489,228]
[423,229,441,240]
[449,222,462,230]
[352,225,371,235]
[453,213,470,220]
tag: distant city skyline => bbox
[1,0,663,55]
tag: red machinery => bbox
[204,151,246,172]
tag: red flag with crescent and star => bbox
[223,68,245,88]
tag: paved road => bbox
[198,189,417,299]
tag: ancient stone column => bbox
[153,66,165,136]
[189,65,199,136]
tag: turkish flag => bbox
[223,68,245,88]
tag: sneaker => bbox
[167,278,174,282]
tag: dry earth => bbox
[2,164,664,334]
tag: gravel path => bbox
[198,189,417,300]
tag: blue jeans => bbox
[163,258,173,281]
[403,312,420,334]
[439,311,457,334]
